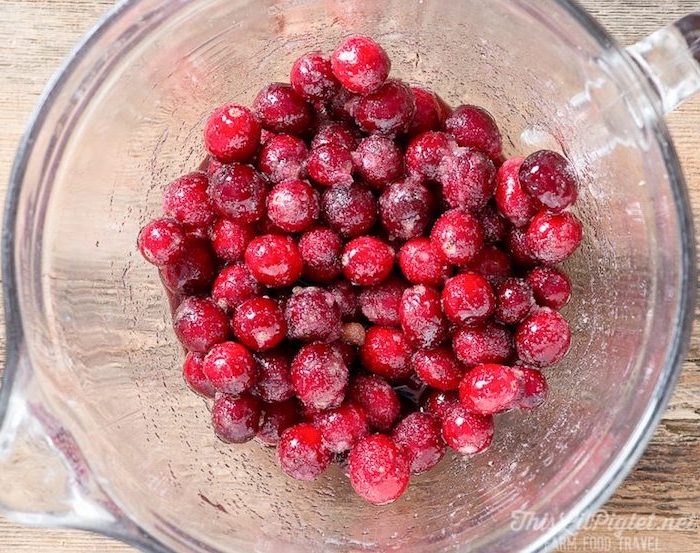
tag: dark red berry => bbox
[182,351,215,398]
[407,87,445,136]
[328,279,359,320]
[311,122,360,151]
[330,35,391,95]
[290,51,340,102]
[232,297,287,352]
[257,134,308,183]
[348,434,409,505]
[505,225,538,268]
[360,326,413,381]
[515,366,548,410]
[430,208,484,265]
[138,217,186,266]
[299,227,343,283]
[494,277,534,324]
[422,389,460,419]
[525,211,583,265]
[266,179,320,233]
[321,182,378,238]
[209,164,267,223]
[203,341,257,395]
[328,87,361,122]
[405,131,455,182]
[306,144,354,186]
[353,135,405,189]
[514,308,571,368]
[464,245,513,288]
[313,402,369,453]
[392,412,446,474]
[211,263,263,313]
[355,80,415,135]
[162,172,215,229]
[495,156,538,227]
[254,349,295,403]
[244,234,303,287]
[519,150,578,212]
[441,405,494,455]
[341,236,394,286]
[459,363,522,415]
[452,322,513,367]
[277,423,332,481]
[212,393,262,443]
[480,202,508,243]
[379,178,434,241]
[439,147,496,212]
[349,375,401,431]
[160,237,215,296]
[253,83,313,135]
[204,104,261,164]
[441,273,495,326]
[172,296,230,353]
[284,287,342,343]
[290,343,348,410]
[256,398,299,447]
[358,277,404,326]
[445,105,502,160]
[399,285,449,349]
[526,266,572,309]
[209,218,256,263]
[412,347,464,391]
[398,237,452,286]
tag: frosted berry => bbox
[253,83,313,135]
[495,156,538,227]
[290,343,348,410]
[398,237,452,286]
[311,122,360,151]
[445,105,502,160]
[232,297,287,351]
[204,104,261,163]
[138,217,185,266]
[421,389,460,419]
[266,179,320,233]
[330,35,391,94]
[405,131,455,181]
[355,80,415,135]
[358,278,404,326]
[160,237,215,295]
[439,147,496,212]
[526,266,572,309]
[254,349,295,403]
[284,287,342,343]
[313,402,369,453]
[257,134,308,183]
[494,277,534,324]
[328,279,359,320]
[162,172,214,229]
[399,285,449,349]
[277,423,332,481]
[464,245,513,287]
[299,227,343,283]
[328,87,361,122]
[515,366,548,410]
[349,374,401,431]
[519,150,578,212]
[353,135,405,189]
[453,321,513,367]
[515,308,571,368]
[525,211,583,265]
[211,263,263,313]
[256,398,300,447]
[459,363,522,415]
[341,236,394,286]
[407,87,446,136]
[321,182,378,238]
[441,405,494,455]
[244,234,303,287]
[392,412,446,474]
[430,209,484,265]
[209,218,256,263]
[348,434,409,505]
[441,273,496,326]
[306,144,354,187]
[212,394,262,443]
[480,202,508,244]
[379,178,435,241]
[505,225,538,268]
[290,51,340,102]
[359,326,413,381]
[203,341,257,395]
[173,296,229,353]
[209,164,267,223]
[412,347,464,391]
[183,351,216,398]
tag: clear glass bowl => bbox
[1,1,697,552]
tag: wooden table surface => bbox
[0,1,698,552]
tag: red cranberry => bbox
[421,389,460,419]
[525,211,583,265]
[353,135,405,189]
[209,218,256,263]
[256,398,299,447]
[253,83,313,135]
[204,104,261,164]
[459,363,522,415]
[211,263,263,313]
[328,87,361,122]
[407,87,445,136]
[299,227,343,283]
[359,326,413,381]
[349,375,401,431]
[257,134,308,183]
[441,405,494,455]
[412,347,464,391]
[505,225,538,268]
[494,277,535,324]
[209,164,267,223]
[439,147,496,212]
[212,393,262,444]
[284,287,342,343]
[348,434,409,505]
[519,150,578,212]
[399,285,449,349]
[332,338,359,367]
[515,366,548,410]
[203,341,257,395]
[328,279,359,320]
[358,278,404,326]
[495,156,538,227]
[182,351,216,398]
[321,182,378,238]
[160,237,215,295]
[430,209,484,265]
[290,343,348,410]
[392,412,446,474]
[254,349,295,403]
[313,402,369,453]
[311,122,360,150]
[452,322,513,367]
[379,178,435,241]
[398,237,452,286]
[330,35,391,94]
[138,217,185,266]
[464,245,513,288]
[405,131,455,182]
[341,236,394,286]
[445,105,502,160]
[515,308,571,368]
[306,144,354,186]
[244,234,303,287]
[162,172,214,229]
[277,423,332,481]
[290,51,340,102]
[355,80,415,135]
[441,273,496,326]
[480,202,508,244]
[266,179,320,233]
[526,266,572,309]
[172,297,229,353]
[232,297,287,352]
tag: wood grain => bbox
[0,1,698,551]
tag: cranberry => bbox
[464,245,513,287]
[399,285,449,349]
[526,266,572,309]
[252,83,313,135]
[430,208,484,265]
[379,178,435,241]
[211,263,263,313]
[341,236,394,286]
[353,135,405,189]
[162,172,214,229]
[321,182,378,238]
[392,412,446,474]
[306,144,354,187]
[441,273,496,326]
[203,341,257,395]
[254,349,295,403]
[355,80,415,135]
[459,363,522,415]
[349,374,401,431]
[328,279,359,320]
[359,326,413,381]
[515,307,571,368]
[422,389,460,419]
[439,147,496,212]
[284,287,342,343]
[172,296,229,353]
[412,347,464,391]
[313,402,369,453]
[290,51,340,102]
[519,150,578,212]
[311,122,360,150]
[244,234,303,287]
[441,405,494,456]
[256,398,299,447]
[348,434,409,505]
[277,423,332,481]
[405,131,455,182]
[328,87,361,122]
[138,217,185,266]
[290,343,348,410]
[212,393,262,444]
[232,297,287,351]
[407,87,445,136]
[480,202,508,244]
[209,218,256,263]
[494,277,534,324]
[257,134,308,183]
[299,227,343,283]
[332,338,359,366]
[204,104,261,164]
[330,35,391,94]
[445,105,502,160]
[358,277,404,326]
[525,211,583,265]
[495,156,538,227]
[505,225,538,268]
[452,322,513,367]
[398,237,452,286]
[266,179,320,233]
[209,164,267,223]
[182,351,216,398]
[160,237,215,295]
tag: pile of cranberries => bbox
[137,35,582,505]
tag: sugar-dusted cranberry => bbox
[328,87,361,122]
[464,245,513,287]
[256,398,299,447]
[311,122,360,150]
[359,326,413,381]
[341,236,394,286]
[412,347,464,391]
[452,321,513,367]
[204,104,261,164]
[277,423,332,481]
[330,35,391,94]
[513,366,548,410]
[182,351,216,398]
[348,434,409,505]
[321,182,378,238]
[266,179,320,233]
[525,211,583,265]
[526,266,572,309]
[358,277,404,326]
[328,279,359,320]
[160,237,215,295]
[173,297,229,353]
[355,80,416,135]
[379,178,435,241]
[399,285,449,349]
[257,134,308,183]
[209,218,256,263]
[405,131,455,182]
[291,343,348,410]
[138,217,185,266]
[421,389,460,419]
[212,393,262,444]
[459,363,522,415]
[439,148,496,212]
[162,172,215,229]
[445,105,502,160]
[203,341,257,395]
[253,83,313,135]
[515,307,571,368]
[353,135,405,189]
[306,144,354,187]
[209,164,267,223]
[505,225,538,268]
[201,155,222,177]
[298,227,343,283]
[398,237,452,286]
[211,263,263,313]
[441,272,495,326]
[254,349,295,403]
[430,208,484,265]
[495,156,538,227]
[407,87,445,136]
[494,277,534,324]
[349,374,401,431]
[244,234,303,287]
[232,297,287,352]
[519,150,578,212]
[332,338,359,367]
[313,402,369,453]
[441,405,494,455]
[290,51,340,102]
[285,287,342,343]
[392,412,446,474]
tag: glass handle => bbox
[626,12,700,114]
